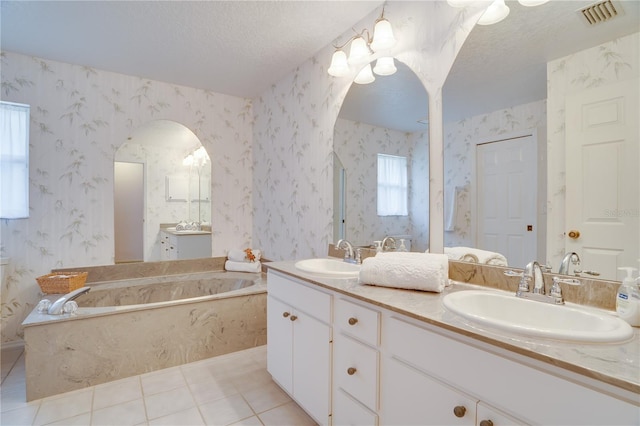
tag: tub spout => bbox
[48,287,90,315]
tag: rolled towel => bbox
[444,247,508,266]
[358,252,449,293]
[227,248,262,263]
[225,260,262,273]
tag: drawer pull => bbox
[289,315,298,321]
[282,312,290,318]
[347,367,357,376]
[453,406,466,418]
[479,420,493,426]
[348,317,358,325]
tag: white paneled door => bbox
[566,78,639,281]
[477,135,537,269]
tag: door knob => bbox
[567,230,580,239]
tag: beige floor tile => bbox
[231,369,274,393]
[148,406,205,426]
[0,404,39,426]
[93,376,143,411]
[198,393,254,426]
[92,398,147,426]
[258,401,317,426]
[242,381,291,414]
[48,412,92,426]
[229,415,264,426]
[33,388,93,426]
[188,376,238,405]
[0,386,33,413]
[144,386,196,420]
[141,367,186,396]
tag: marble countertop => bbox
[266,260,640,397]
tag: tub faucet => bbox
[558,252,580,275]
[336,239,358,264]
[48,287,90,315]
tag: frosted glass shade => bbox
[348,36,370,65]
[518,0,549,6]
[354,64,375,85]
[328,50,349,77]
[478,0,510,25]
[446,0,475,7]
[373,57,397,76]
[370,18,396,52]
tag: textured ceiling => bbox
[1,1,638,131]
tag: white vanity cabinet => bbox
[266,271,332,426]
[159,230,211,260]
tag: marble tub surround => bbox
[53,257,226,284]
[267,261,640,400]
[22,271,267,400]
[448,260,621,311]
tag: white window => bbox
[377,154,407,216]
[1,101,30,219]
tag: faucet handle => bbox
[549,277,563,299]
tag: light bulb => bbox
[446,0,475,7]
[373,57,397,76]
[477,0,510,25]
[517,0,549,6]
[354,64,375,85]
[370,18,396,52]
[348,36,370,65]
[183,154,194,166]
[328,50,349,77]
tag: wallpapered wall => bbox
[334,118,429,250]
[0,52,253,344]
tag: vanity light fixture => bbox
[477,0,510,25]
[183,146,208,168]
[328,6,397,81]
[517,0,550,6]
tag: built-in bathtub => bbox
[22,267,267,401]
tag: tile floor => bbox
[1,345,317,426]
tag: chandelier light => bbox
[327,5,397,82]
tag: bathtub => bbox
[22,269,267,401]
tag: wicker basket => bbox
[36,272,88,294]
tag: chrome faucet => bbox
[558,252,580,275]
[336,239,360,264]
[47,287,90,315]
[381,236,396,252]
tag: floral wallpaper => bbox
[546,32,639,271]
[0,51,253,344]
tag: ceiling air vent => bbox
[578,0,623,26]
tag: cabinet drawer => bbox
[268,271,331,323]
[333,388,378,426]
[335,297,380,346]
[334,332,379,411]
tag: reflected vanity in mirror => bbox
[442,0,639,280]
[333,60,430,252]
[114,120,212,263]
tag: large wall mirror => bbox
[442,0,639,280]
[333,60,430,252]
[114,120,212,263]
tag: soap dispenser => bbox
[616,267,640,326]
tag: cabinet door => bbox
[333,388,378,426]
[266,295,293,394]
[292,311,331,426]
[381,357,476,426]
[476,402,526,426]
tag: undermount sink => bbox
[294,258,360,278]
[442,290,634,343]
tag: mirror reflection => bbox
[114,120,212,263]
[333,61,430,252]
[442,0,639,280]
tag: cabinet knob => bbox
[282,312,290,318]
[348,317,358,325]
[453,406,466,418]
[347,367,357,376]
[289,315,298,321]
[479,420,494,426]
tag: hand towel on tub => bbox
[225,260,262,273]
[227,248,262,262]
[358,252,449,293]
[444,247,508,266]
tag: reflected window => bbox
[1,101,30,219]
[377,154,407,216]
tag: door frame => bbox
[471,127,546,264]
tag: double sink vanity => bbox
[266,257,639,426]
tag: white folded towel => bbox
[225,260,262,273]
[227,248,262,263]
[444,247,508,266]
[358,252,449,293]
